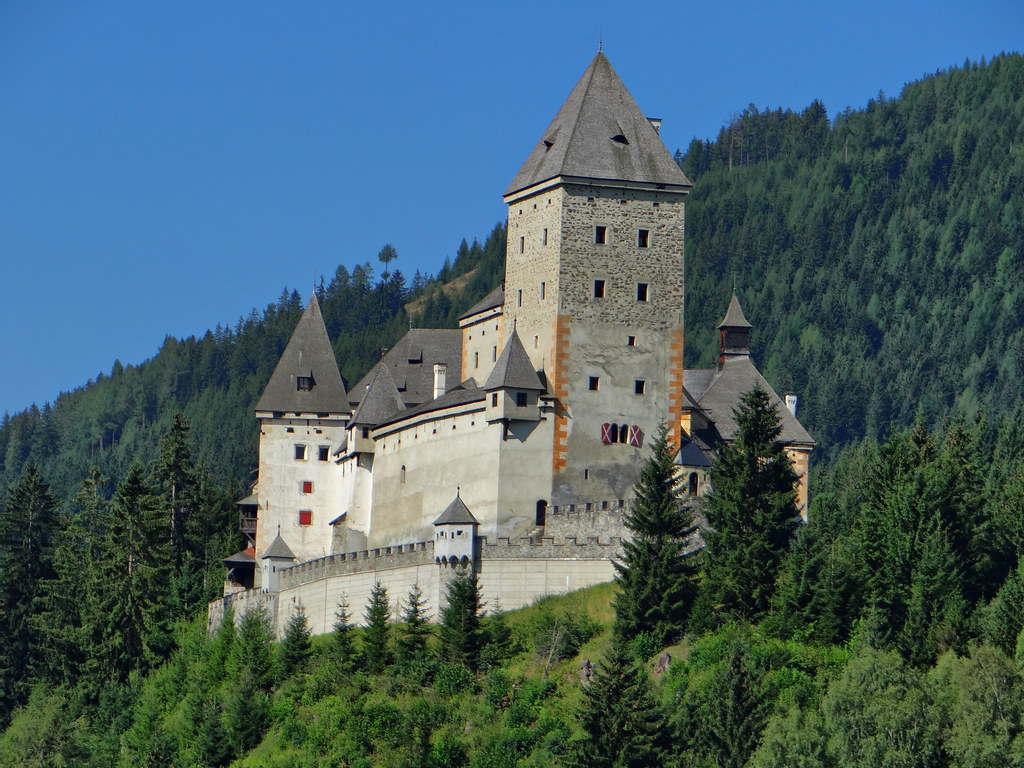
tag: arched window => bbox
[688,472,698,496]
[400,465,406,484]
[619,424,628,443]
[536,499,547,526]
[610,423,619,443]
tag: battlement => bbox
[544,498,630,540]
[479,533,623,560]
[279,540,435,589]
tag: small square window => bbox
[594,279,605,298]
[296,375,315,391]
[302,480,313,494]
[361,427,370,439]
[298,510,312,526]
[627,335,636,346]
[294,445,306,460]
[595,226,607,245]
[637,283,649,302]
[589,376,599,391]
[516,392,528,407]
[318,446,330,461]
[634,380,646,395]
[638,229,649,248]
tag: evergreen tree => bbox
[333,595,356,673]
[439,567,485,671]
[277,604,312,682]
[362,581,393,673]
[566,638,665,768]
[226,604,275,693]
[396,582,432,669]
[701,386,800,625]
[0,465,57,720]
[613,424,699,646]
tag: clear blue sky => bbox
[2,1,1021,416]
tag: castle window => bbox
[491,393,498,407]
[517,289,522,307]
[516,392,528,407]
[286,427,294,433]
[594,279,605,298]
[611,134,629,145]
[401,465,406,484]
[595,226,606,245]
[619,424,628,443]
[638,229,650,248]
[627,335,636,346]
[492,345,498,362]
[298,510,312,526]
[689,472,699,496]
[584,468,589,480]
[542,228,548,246]
[540,282,546,300]
[318,446,330,461]
[587,196,595,202]
[634,380,646,395]
[519,236,524,253]
[609,423,619,443]
[361,427,370,439]
[296,375,315,391]
[637,283,649,302]
[302,481,313,494]
[588,376,599,391]
[474,351,479,369]
[294,445,306,460]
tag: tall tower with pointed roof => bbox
[503,51,692,504]
[254,294,350,564]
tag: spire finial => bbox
[598,28,603,52]
[456,485,461,498]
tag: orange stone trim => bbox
[667,324,684,445]
[551,313,571,473]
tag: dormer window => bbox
[297,375,315,391]
[611,134,629,145]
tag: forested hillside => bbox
[681,53,1024,461]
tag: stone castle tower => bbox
[501,51,692,505]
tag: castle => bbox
[208,51,814,637]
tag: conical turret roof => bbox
[349,361,405,427]
[718,292,752,330]
[484,330,544,392]
[505,51,691,197]
[433,492,479,526]
[256,294,349,414]
[262,532,296,561]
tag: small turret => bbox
[718,293,752,369]
[433,490,479,567]
[261,530,296,593]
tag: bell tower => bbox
[502,52,692,504]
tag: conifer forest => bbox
[2,54,1024,766]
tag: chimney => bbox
[784,393,798,418]
[433,363,447,400]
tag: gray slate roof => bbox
[350,362,405,427]
[349,328,462,410]
[459,284,505,321]
[484,330,545,391]
[505,51,692,197]
[433,494,480,526]
[381,378,486,426]
[256,295,349,414]
[690,358,815,447]
[676,438,712,468]
[262,533,296,561]
[719,293,752,329]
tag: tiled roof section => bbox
[718,293,752,329]
[484,330,545,391]
[505,51,691,197]
[433,494,480,526]
[223,546,256,565]
[262,533,296,561]
[382,378,486,426]
[349,329,462,410]
[256,295,349,414]
[350,362,405,427]
[459,284,505,321]
[694,358,815,447]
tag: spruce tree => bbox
[277,604,313,682]
[702,386,800,625]
[567,638,665,768]
[396,582,432,668]
[333,595,356,673]
[362,581,393,673]
[439,566,485,671]
[613,424,699,646]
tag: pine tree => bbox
[362,581,393,673]
[566,638,665,768]
[277,604,313,682]
[701,386,800,625]
[0,464,57,720]
[333,595,356,673]
[613,424,699,646]
[396,582,432,669]
[439,566,485,671]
